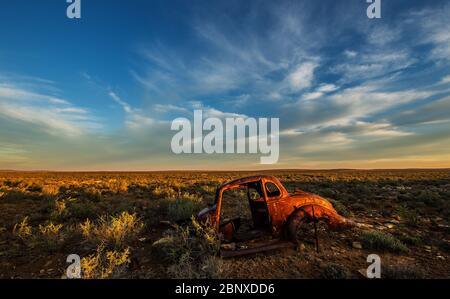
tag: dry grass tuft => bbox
[81,244,130,279]
[79,211,144,247]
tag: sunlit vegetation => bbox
[0,169,449,278]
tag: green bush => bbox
[161,195,203,222]
[361,231,408,253]
[329,199,351,217]
[398,205,419,227]
[319,263,350,279]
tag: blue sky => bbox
[0,0,450,170]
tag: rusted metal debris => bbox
[197,175,354,257]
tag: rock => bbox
[393,215,402,221]
[221,243,236,251]
[298,243,306,252]
[352,241,363,249]
[437,256,445,261]
[424,245,432,250]
[385,224,395,229]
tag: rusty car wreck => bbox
[197,175,353,257]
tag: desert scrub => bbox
[50,199,67,219]
[80,211,144,247]
[13,217,32,240]
[67,200,99,220]
[319,263,351,279]
[81,245,130,279]
[38,222,64,250]
[161,194,203,222]
[329,199,351,217]
[79,219,93,238]
[397,205,419,227]
[153,218,222,278]
[42,184,59,196]
[397,233,422,246]
[107,179,129,194]
[26,183,43,193]
[361,231,408,253]
[152,186,178,199]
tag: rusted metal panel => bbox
[197,175,353,256]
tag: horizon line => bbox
[1,167,449,173]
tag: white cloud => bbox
[302,84,338,101]
[344,50,357,58]
[441,75,450,84]
[317,84,338,93]
[108,91,155,129]
[0,84,98,136]
[287,62,317,91]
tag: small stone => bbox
[221,243,236,251]
[385,224,395,229]
[437,256,445,261]
[298,243,306,252]
[352,241,363,249]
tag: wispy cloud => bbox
[108,91,155,129]
[0,82,99,136]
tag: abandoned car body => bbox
[197,175,353,255]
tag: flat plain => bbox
[0,169,449,279]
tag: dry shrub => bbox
[81,244,130,279]
[39,222,63,236]
[13,217,32,240]
[107,179,129,194]
[51,199,67,219]
[38,222,64,250]
[42,185,59,197]
[361,231,408,253]
[153,217,222,278]
[161,193,203,222]
[79,211,144,247]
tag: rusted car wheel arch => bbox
[285,204,347,242]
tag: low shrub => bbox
[361,231,408,253]
[13,217,32,240]
[79,211,144,248]
[81,244,130,279]
[153,218,221,278]
[161,195,203,222]
[319,263,351,279]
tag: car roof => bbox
[219,175,280,189]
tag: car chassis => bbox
[197,175,353,257]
